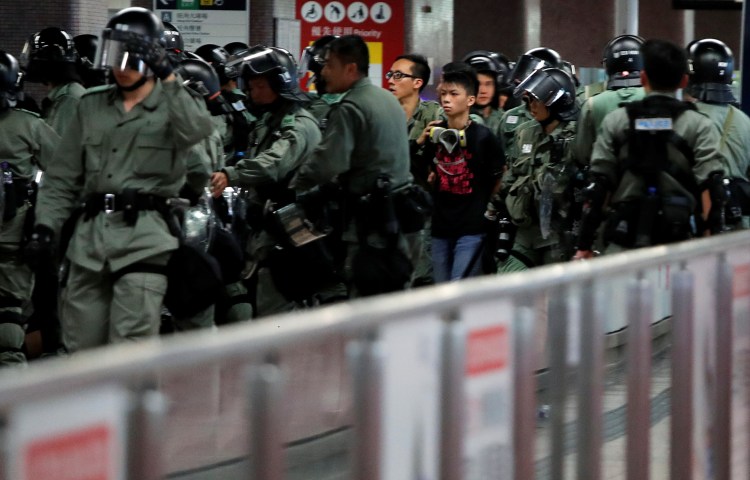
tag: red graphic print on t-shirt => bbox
[435,148,474,195]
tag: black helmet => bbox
[687,38,736,104]
[224,42,249,57]
[299,35,337,92]
[94,7,164,76]
[162,22,186,66]
[561,60,581,88]
[602,34,644,89]
[195,44,239,83]
[73,34,97,66]
[174,57,230,116]
[73,34,107,88]
[462,50,512,90]
[0,51,19,111]
[20,27,79,83]
[230,45,308,102]
[508,47,563,87]
[175,58,221,99]
[514,67,579,121]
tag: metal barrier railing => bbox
[0,231,748,479]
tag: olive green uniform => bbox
[0,108,59,365]
[291,77,413,294]
[573,87,645,164]
[590,92,727,252]
[35,78,213,352]
[499,120,578,272]
[41,82,86,135]
[480,107,505,139]
[222,103,322,318]
[407,99,442,287]
[695,101,750,229]
[499,104,535,162]
[306,92,346,131]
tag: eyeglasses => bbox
[385,70,416,81]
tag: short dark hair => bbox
[441,61,479,97]
[641,39,688,91]
[327,35,369,76]
[395,53,431,92]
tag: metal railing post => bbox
[714,255,733,480]
[626,276,653,480]
[577,280,604,480]
[440,313,466,480]
[671,267,695,480]
[514,302,537,480]
[128,389,167,480]
[548,286,569,480]
[247,362,285,480]
[348,334,384,480]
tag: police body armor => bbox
[607,96,699,247]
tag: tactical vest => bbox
[608,96,699,247]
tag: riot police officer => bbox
[0,52,59,365]
[499,67,580,272]
[462,50,512,137]
[499,47,564,162]
[20,27,86,135]
[209,45,323,317]
[291,35,416,297]
[573,39,727,259]
[574,35,646,164]
[196,43,253,166]
[299,35,346,130]
[73,34,107,87]
[685,38,750,230]
[26,7,214,352]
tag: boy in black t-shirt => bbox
[416,62,505,282]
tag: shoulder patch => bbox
[281,114,296,129]
[507,115,519,124]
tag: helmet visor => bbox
[509,54,547,85]
[514,68,565,105]
[93,29,149,75]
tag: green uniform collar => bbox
[46,82,82,102]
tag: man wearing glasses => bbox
[386,54,441,287]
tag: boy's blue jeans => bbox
[431,234,485,283]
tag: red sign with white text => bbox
[23,424,113,480]
[296,1,404,89]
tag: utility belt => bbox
[83,191,172,225]
[605,194,695,249]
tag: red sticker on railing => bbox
[466,326,509,376]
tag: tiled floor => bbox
[535,351,673,479]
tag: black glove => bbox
[126,38,173,80]
[23,225,55,270]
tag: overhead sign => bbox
[296,0,404,89]
[154,0,249,52]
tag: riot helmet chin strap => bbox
[116,74,149,92]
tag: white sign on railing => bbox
[379,315,443,480]
[731,261,750,478]
[462,299,514,480]
[5,385,131,480]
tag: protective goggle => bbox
[227,45,279,77]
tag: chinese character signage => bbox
[296,1,405,89]
[154,0,249,51]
